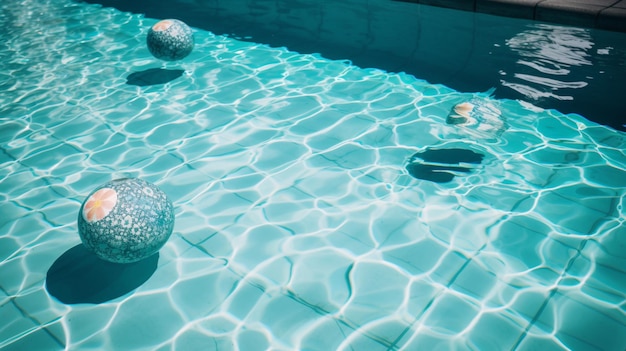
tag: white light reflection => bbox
[502,24,593,102]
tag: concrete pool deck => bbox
[398,0,626,32]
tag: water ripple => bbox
[1,1,625,350]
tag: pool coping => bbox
[396,0,626,32]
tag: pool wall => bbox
[398,0,626,33]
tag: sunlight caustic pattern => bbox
[0,0,625,350]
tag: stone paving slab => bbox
[398,0,626,32]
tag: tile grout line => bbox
[0,286,66,350]
[512,232,592,350]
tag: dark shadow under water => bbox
[80,0,626,131]
[127,68,185,86]
[46,244,158,304]
[406,148,485,183]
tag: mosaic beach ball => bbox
[147,19,194,61]
[78,178,175,263]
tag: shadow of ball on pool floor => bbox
[46,244,158,304]
[406,148,485,183]
[126,68,184,86]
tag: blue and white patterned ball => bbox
[146,19,194,61]
[78,178,175,263]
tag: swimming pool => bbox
[1,0,625,350]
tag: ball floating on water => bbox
[78,178,175,263]
[147,19,194,61]
[446,99,506,135]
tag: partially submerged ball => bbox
[78,178,175,263]
[147,19,194,61]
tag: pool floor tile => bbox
[533,191,610,235]
[0,302,38,348]
[421,291,482,334]
[284,250,353,312]
[448,259,498,300]
[382,239,449,277]
[223,281,267,321]
[105,293,189,349]
[162,329,235,351]
[405,279,444,320]
[394,327,475,350]
[340,261,411,326]
[464,311,527,350]
[515,329,570,351]
[0,321,65,351]
[251,293,330,347]
[568,238,626,307]
[298,318,361,351]
[530,290,626,351]
[335,331,395,351]
[168,268,240,320]
[595,218,626,264]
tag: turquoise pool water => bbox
[1,0,625,350]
